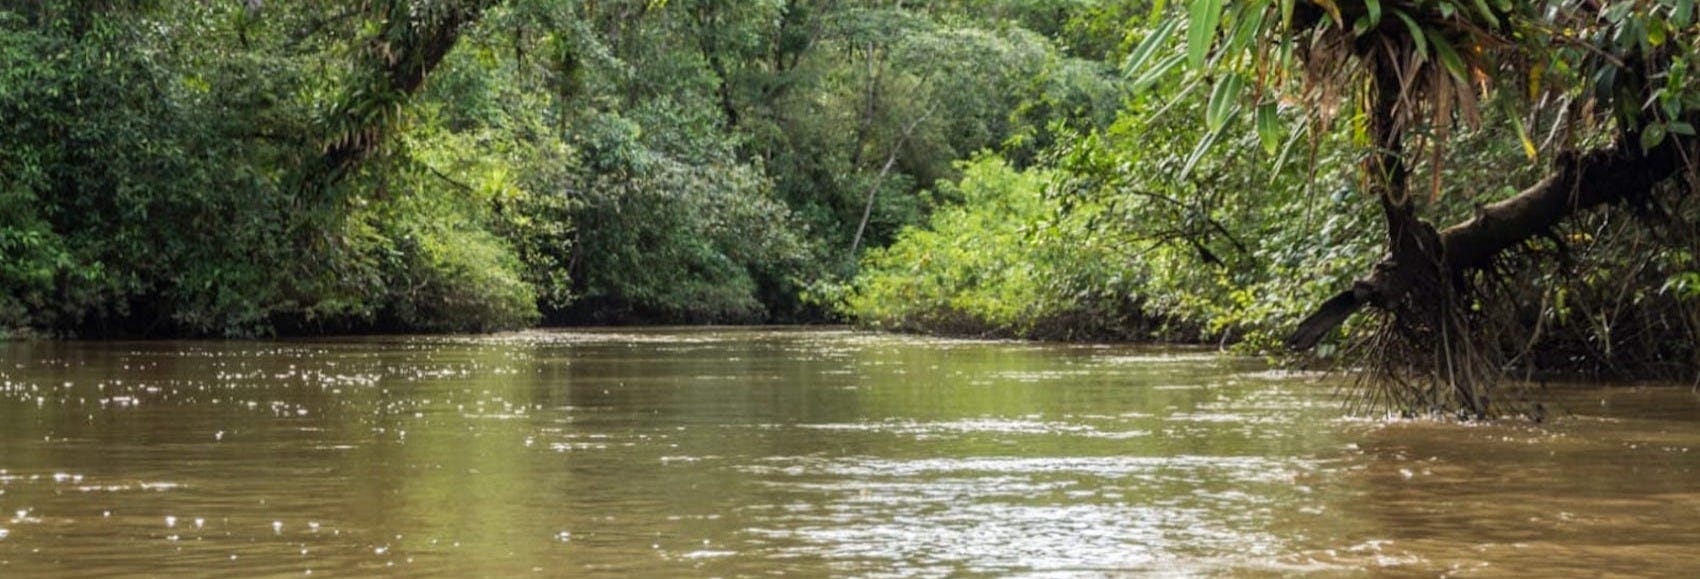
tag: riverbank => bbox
[836,156,1700,389]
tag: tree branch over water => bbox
[307,0,498,192]
[1290,139,1688,352]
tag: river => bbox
[1,328,1697,576]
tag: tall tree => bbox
[1132,0,1700,416]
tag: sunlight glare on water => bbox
[0,328,1698,576]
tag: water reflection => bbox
[0,329,1697,576]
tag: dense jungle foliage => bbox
[3,1,1699,411]
[850,0,1700,415]
[0,0,1126,336]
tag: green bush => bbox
[844,156,1177,340]
[842,94,1381,350]
[564,111,816,323]
[0,8,545,336]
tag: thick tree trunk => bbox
[309,0,497,190]
[1364,50,1447,314]
[1440,144,1681,270]
[1289,139,1685,351]
[1284,39,1691,415]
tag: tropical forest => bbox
[3,0,1700,575]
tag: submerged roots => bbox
[1336,258,1543,420]
[1340,309,1540,420]
[1334,206,1700,420]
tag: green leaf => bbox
[1642,122,1668,151]
[1144,76,1204,125]
[1604,2,1631,23]
[1132,53,1187,93]
[1471,0,1500,28]
[1182,126,1222,178]
[1269,119,1310,181]
[1593,65,1618,97]
[1188,0,1224,69]
[1256,102,1282,155]
[1664,88,1684,119]
[1391,9,1428,61]
[1225,0,1268,58]
[1670,121,1697,136]
[1364,0,1382,28]
[1206,73,1244,132]
[1677,0,1695,28]
[1124,18,1182,79]
[1312,0,1343,25]
[1429,34,1469,83]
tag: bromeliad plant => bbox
[1128,0,1700,417]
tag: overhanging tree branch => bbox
[305,0,498,192]
[1288,137,1687,351]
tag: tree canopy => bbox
[0,0,1128,334]
[3,0,1696,417]
[1126,0,1700,415]
[852,0,1700,417]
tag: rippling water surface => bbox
[1,328,1698,576]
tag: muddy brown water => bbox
[1,328,1697,576]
